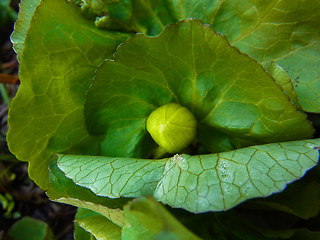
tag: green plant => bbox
[8,0,320,239]
[7,217,55,240]
[0,193,20,219]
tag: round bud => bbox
[146,103,197,154]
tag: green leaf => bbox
[58,139,320,213]
[122,197,201,240]
[75,208,121,240]
[47,159,126,227]
[7,0,131,189]
[8,217,55,240]
[0,193,19,219]
[85,20,313,156]
[168,0,320,112]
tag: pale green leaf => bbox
[58,139,320,213]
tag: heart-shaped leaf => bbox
[85,20,313,157]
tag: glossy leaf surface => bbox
[85,20,313,156]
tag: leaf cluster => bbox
[7,0,320,239]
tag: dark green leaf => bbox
[85,20,313,156]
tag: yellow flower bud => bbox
[146,103,197,154]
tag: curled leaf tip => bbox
[146,103,197,154]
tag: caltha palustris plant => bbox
[8,0,320,238]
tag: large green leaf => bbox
[88,0,320,112]
[7,0,131,189]
[122,197,201,239]
[85,20,313,156]
[167,0,320,113]
[58,139,320,213]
